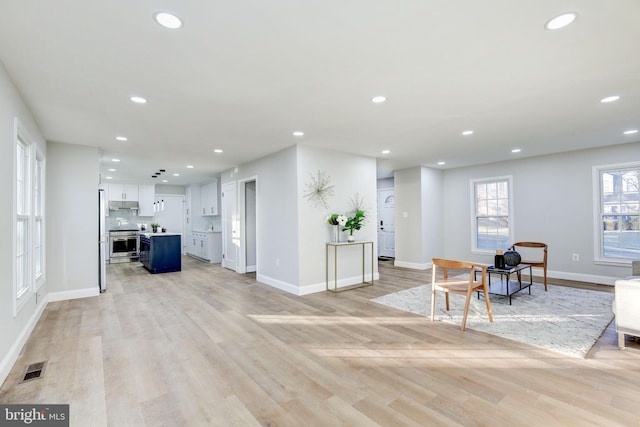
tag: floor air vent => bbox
[21,361,47,383]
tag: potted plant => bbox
[342,210,365,242]
[327,214,347,242]
[151,223,159,233]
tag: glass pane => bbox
[477,217,510,250]
[477,199,487,216]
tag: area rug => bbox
[371,282,615,358]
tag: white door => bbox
[222,182,237,271]
[155,195,185,250]
[377,188,395,258]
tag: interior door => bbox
[377,188,395,258]
[222,182,237,271]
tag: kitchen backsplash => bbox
[107,208,221,231]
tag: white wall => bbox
[221,146,300,292]
[0,61,48,385]
[221,144,378,295]
[297,145,378,293]
[46,142,100,298]
[394,166,444,269]
[442,142,640,284]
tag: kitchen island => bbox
[139,233,181,274]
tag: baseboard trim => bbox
[48,287,100,302]
[257,273,381,296]
[0,293,50,387]
[394,260,431,270]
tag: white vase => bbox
[333,225,339,243]
[347,234,355,242]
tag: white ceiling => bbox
[0,1,639,185]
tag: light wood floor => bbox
[2,257,640,426]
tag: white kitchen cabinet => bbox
[200,180,218,216]
[187,231,222,263]
[138,185,155,216]
[108,183,139,201]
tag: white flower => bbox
[337,215,348,226]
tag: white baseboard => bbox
[0,293,50,387]
[394,260,431,270]
[257,272,380,296]
[546,269,616,286]
[48,287,100,302]
[246,265,256,273]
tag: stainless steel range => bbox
[109,228,139,263]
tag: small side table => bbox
[326,241,374,292]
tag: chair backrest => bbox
[432,258,475,280]
[510,242,547,263]
[614,279,640,333]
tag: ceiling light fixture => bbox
[129,96,147,104]
[462,130,474,136]
[108,168,116,172]
[186,165,194,168]
[601,95,620,103]
[437,161,446,166]
[545,12,577,30]
[154,12,183,29]
[293,131,304,137]
[111,158,120,162]
[624,129,638,135]
[371,96,386,103]
[214,149,223,153]
[173,173,180,176]
[162,179,168,183]
[115,136,127,141]
[381,149,390,154]
[512,148,522,153]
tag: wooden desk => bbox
[325,241,374,292]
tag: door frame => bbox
[221,181,238,271]
[237,175,258,274]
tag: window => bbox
[14,121,45,315]
[471,176,513,251]
[595,163,640,262]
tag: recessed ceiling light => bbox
[512,148,522,153]
[129,96,147,104]
[601,95,620,103]
[623,129,638,135]
[437,161,446,165]
[545,12,577,30]
[293,131,304,137]
[111,158,120,162]
[154,12,183,29]
[462,130,474,136]
[162,179,168,183]
[381,149,390,154]
[173,173,180,177]
[108,168,116,172]
[371,96,386,103]
[115,136,128,141]
[106,176,113,180]
[214,149,223,153]
[186,165,194,168]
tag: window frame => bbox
[13,119,45,315]
[470,175,514,254]
[592,162,640,266]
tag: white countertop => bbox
[140,232,182,237]
[192,230,221,233]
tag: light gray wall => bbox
[0,60,48,383]
[46,142,100,295]
[393,166,444,269]
[442,141,640,283]
[297,145,378,291]
[221,146,300,290]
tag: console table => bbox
[325,241,374,292]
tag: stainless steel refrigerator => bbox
[98,189,107,292]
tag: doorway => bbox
[238,178,257,274]
[377,188,395,258]
[221,181,237,271]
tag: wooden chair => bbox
[431,258,493,331]
[509,242,548,291]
